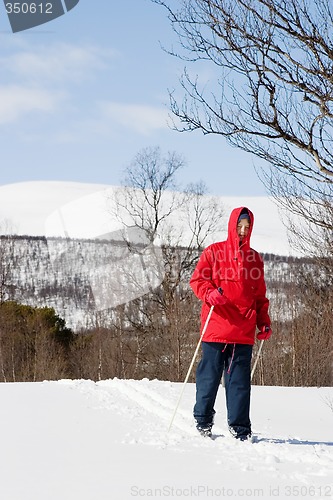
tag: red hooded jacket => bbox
[190,207,270,345]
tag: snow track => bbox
[98,378,199,438]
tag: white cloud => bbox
[0,85,62,124]
[0,41,116,127]
[41,101,171,144]
[98,101,170,135]
[0,40,169,137]
[0,42,115,85]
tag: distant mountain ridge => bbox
[0,181,301,330]
[0,233,300,330]
[0,180,297,256]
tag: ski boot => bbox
[196,423,213,438]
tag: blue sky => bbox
[0,0,269,196]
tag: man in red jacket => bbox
[190,206,271,440]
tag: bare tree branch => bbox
[153,0,333,182]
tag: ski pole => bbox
[251,339,264,381]
[168,305,215,433]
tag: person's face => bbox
[237,218,250,242]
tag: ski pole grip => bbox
[218,287,223,295]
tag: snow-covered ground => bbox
[1,378,332,500]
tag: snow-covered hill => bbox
[1,378,332,500]
[0,180,297,256]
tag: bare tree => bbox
[259,169,333,258]
[107,146,225,381]
[114,146,185,243]
[153,0,333,187]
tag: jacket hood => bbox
[227,206,254,252]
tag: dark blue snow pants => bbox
[193,341,253,438]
